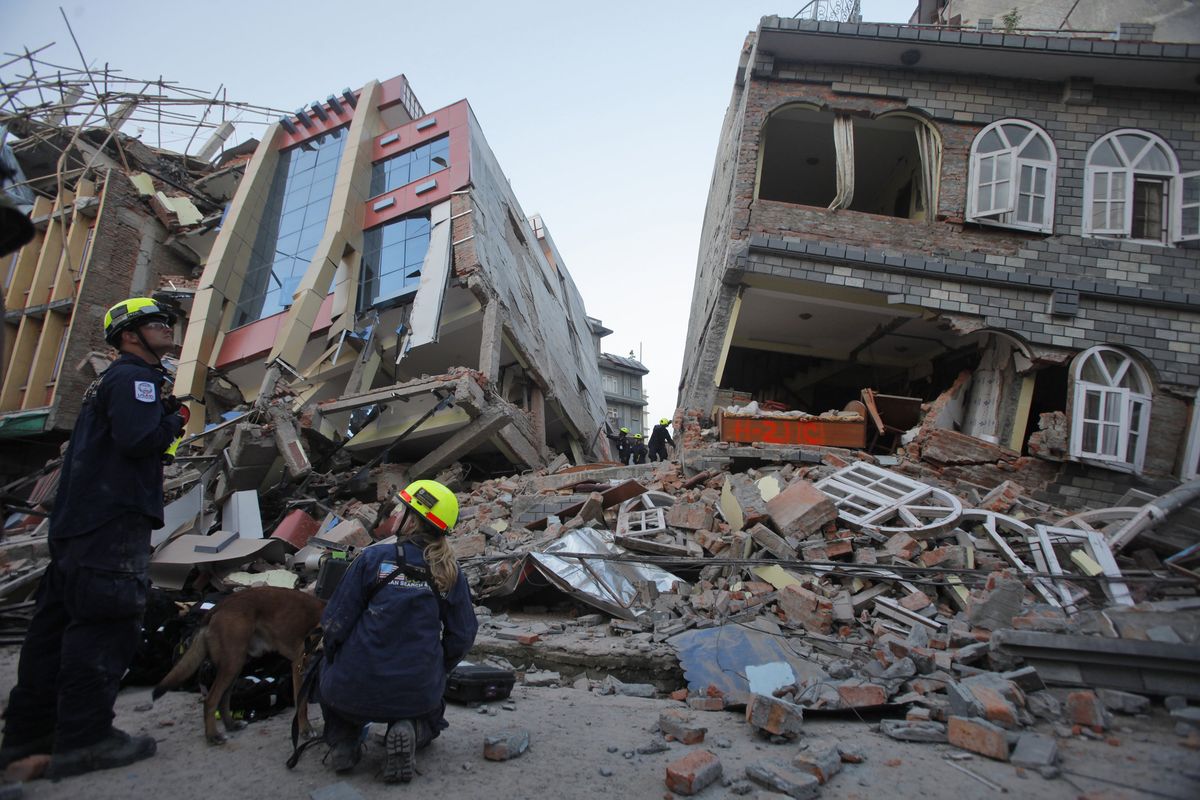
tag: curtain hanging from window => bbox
[915,124,941,221]
[829,114,855,210]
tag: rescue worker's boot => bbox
[328,741,360,773]
[46,727,156,779]
[382,719,416,783]
[0,732,55,768]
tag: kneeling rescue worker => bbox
[1,298,185,778]
[317,479,478,783]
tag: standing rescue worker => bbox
[605,425,631,465]
[630,433,648,464]
[648,418,675,462]
[1,298,185,778]
[317,480,478,783]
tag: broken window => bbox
[234,126,347,327]
[757,105,939,220]
[358,213,430,311]
[966,119,1056,233]
[369,134,449,198]
[1084,130,1196,243]
[1069,345,1151,473]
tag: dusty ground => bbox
[1,645,1198,799]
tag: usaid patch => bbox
[134,381,157,403]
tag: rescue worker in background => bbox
[605,425,631,465]
[1,298,185,778]
[630,433,648,464]
[648,417,675,462]
[317,480,478,784]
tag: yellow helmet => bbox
[619,427,629,434]
[659,418,669,426]
[633,433,643,439]
[104,297,176,345]
[398,479,458,533]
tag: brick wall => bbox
[50,171,194,431]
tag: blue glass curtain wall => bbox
[358,214,431,311]
[369,135,449,198]
[233,126,348,327]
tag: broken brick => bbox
[947,716,1010,761]
[777,584,833,634]
[1067,690,1108,731]
[835,682,887,708]
[745,759,821,799]
[664,749,722,796]
[883,532,921,561]
[746,694,804,739]
[765,480,837,539]
[659,709,707,744]
[792,741,843,784]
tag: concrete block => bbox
[765,479,836,538]
[947,715,1010,761]
[967,684,1019,728]
[880,719,948,742]
[321,519,371,549]
[1096,688,1150,715]
[748,522,794,560]
[665,749,722,796]
[777,583,833,634]
[968,573,1025,631]
[792,740,841,784]
[1011,732,1058,768]
[658,709,707,744]
[745,694,804,739]
[745,759,821,799]
[483,729,531,761]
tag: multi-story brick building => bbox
[681,16,1200,506]
[174,76,609,474]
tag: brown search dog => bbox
[153,587,325,744]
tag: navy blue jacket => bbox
[50,353,183,539]
[649,423,674,449]
[318,540,478,721]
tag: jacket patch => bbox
[133,381,157,403]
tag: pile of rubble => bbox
[2,386,1199,795]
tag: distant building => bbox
[599,352,649,436]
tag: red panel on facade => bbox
[276,98,357,150]
[362,100,471,229]
[214,293,335,369]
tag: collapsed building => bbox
[0,52,279,478]
[679,14,1200,510]
[171,75,611,479]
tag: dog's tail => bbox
[152,627,209,701]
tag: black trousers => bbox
[648,443,669,462]
[3,513,150,751]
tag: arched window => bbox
[1070,346,1152,472]
[1084,129,1198,244]
[757,105,941,220]
[967,119,1056,233]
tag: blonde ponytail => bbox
[422,535,459,594]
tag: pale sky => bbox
[2,0,915,424]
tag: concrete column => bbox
[479,298,502,384]
[529,384,546,448]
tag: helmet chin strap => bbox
[132,327,164,368]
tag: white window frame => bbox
[966,119,1056,233]
[1183,388,1200,480]
[1069,346,1152,473]
[1174,170,1200,243]
[1083,129,1182,243]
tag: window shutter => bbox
[1174,170,1200,242]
